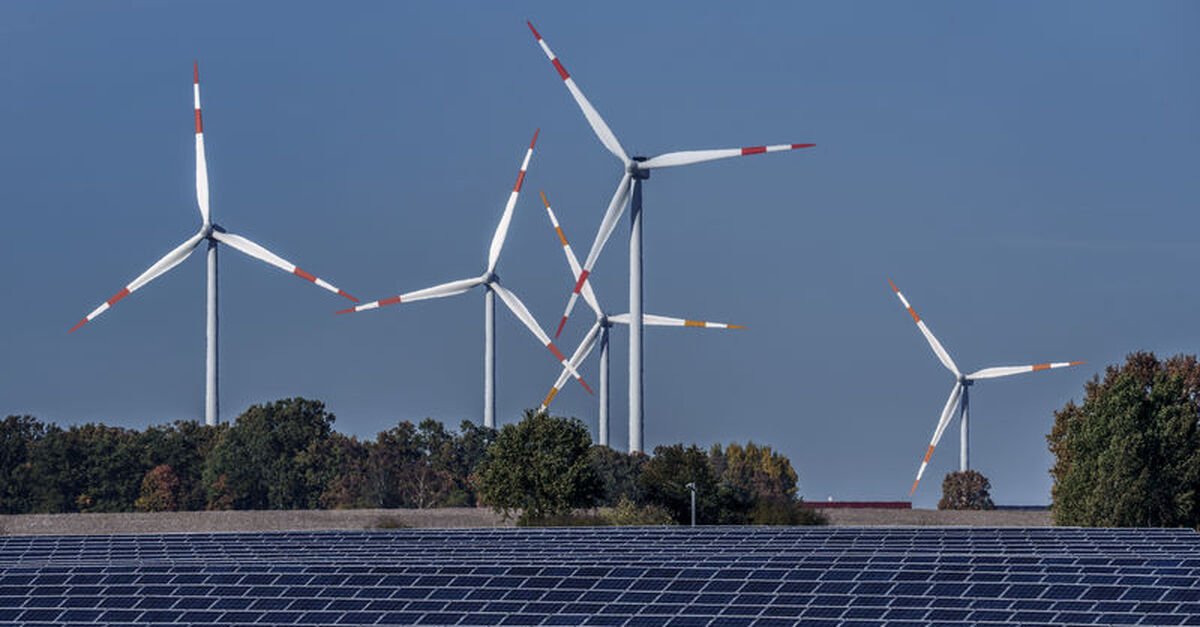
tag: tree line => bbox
[0,400,824,526]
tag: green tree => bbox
[31,424,144,513]
[316,432,371,509]
[1048,352,1200,527]
[0,415,49,514]
[135,464,181,512]
[938,470,995,510]
[365,421,422,507]
[589,446,647,506]
[202,398,336,510]
[476,410,600,524]
[639,444,719,525]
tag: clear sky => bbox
[1,2,1196,507]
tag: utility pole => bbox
[685,482,696,527]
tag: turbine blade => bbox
[541,191,602,319]
[640,143,815,170]
[211,229,357,302]
[555,172,631,337]
[487,129,539,275]
[888,279,960,377]
[492,282,592,394]
[968,361,1085,380]
[69,231,205,332]
[639,313,745,329]
[540,320,603,411]
[337,276,484,314]
[194,62,210,226]
[910,382,963,495]
[526,21,629,164]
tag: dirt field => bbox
[0,507,1051,536]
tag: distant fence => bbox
[802,501,912,510]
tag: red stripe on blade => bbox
[293,268,317,283]
[68,318,88,333]
[554,316,568,339]
[552,59,570,80]
[513,170,526,193]
[193,61,199,84]
[572,269,590,294]
[790,143,816,149]
[194,110,203,134]
[529,128,540,149]
[526,21,542,41]
[379,296,402,307]
[741,146,767,156]
[548,343,567,362]
[338,290,359,303]
[107,288,131,306]
[578,378,594,395]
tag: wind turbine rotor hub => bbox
[629,156,650,180]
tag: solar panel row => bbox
[0,527,1196,626]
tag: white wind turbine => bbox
[337,130,590,428]
[527,21,814,453]
[537,191,743,446]
[69,63,358,426]
[888,279,1084,495]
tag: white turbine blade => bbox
[554,172,631,338]
[491,282,592,394]
[210,229,357,302]
[193,62,210,226]
[910,381,963,496]
[968,361,1085,380]
[337,276,484,314]
[540,320,603,411]
[888,279,960,377]
[640,143,816,170]
[487,130,539,275]
[69,230,205,332]
[541,191,602,319]
[526,21,629,165]
[639,313,745,329]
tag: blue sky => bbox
[1,2,1196,507]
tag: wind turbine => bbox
[888,279,1083,495]
[527,21,814,453]
[69,63,358,427]
[337,130,590,428]
[537,191,742,446]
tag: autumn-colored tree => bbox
[1048,352,1200,527]
[135,464,181,512]
[938,470,994,510]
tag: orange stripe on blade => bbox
[543,387,559,408]
[684,320,705,328]
[910,479,921,495]
[1032,363,1050,371]
[923,445,935,464]
[908,308,920,324]
[555,227,569,247]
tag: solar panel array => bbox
[1,526,1198,626]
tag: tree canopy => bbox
[475,410,599,524]
[1048,352,1200,527]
